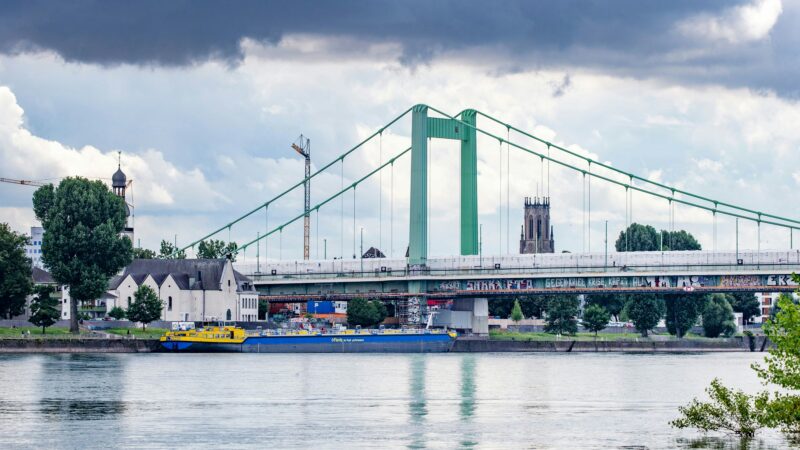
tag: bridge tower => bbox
[406,105,486,333]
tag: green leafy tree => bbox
[582,304,611,338]
[158,240,186,259]
[520,296,548,318]
[665,294,707,338]
[661,229,702,251]
[489,298,514,318]
[0,223,33,319]
[702,294,737,338]
[126,285,163,331]
[132,247,156,259]
[544,296,579,335]
[346,298,386,327]
[615,223,701,252]
[510,299,524,322]
[108,306,126,320]
[615,223,660,252]
[626,294,665,337]
[28,285,60,334]
[671,379,771,439]
[258,299,269,321]
[197,239,238,262]
[584,293,625,321]
[728,292,761,324]
[33,178,133,333]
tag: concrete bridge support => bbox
[435,298,488,336]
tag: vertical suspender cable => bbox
[582,172,586,253]
[428,137,432,256]
[315,208,319,259]
[547,144,550,198]
[506,129,510,255]
[625,186,629,252]
[279,228,282,260]
[391,161,394,259]
[265,205,269,260]
[498,139,503,255]
[588,163,592,253]
[353,186,357,259]
[379,132,383,253]
[340,158,344,259]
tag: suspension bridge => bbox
[171,105,800,334]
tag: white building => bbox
[62,258,260,322]
[25,226,44,268]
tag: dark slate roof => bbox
[112,167,127,187]
[31,267,55,284]
[362,247,386,258]
[108,275,123,290]
[119,259,230,291]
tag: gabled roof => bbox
[31,267,55,284]
[362,247,386,258]
[114,259,250,291]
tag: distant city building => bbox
[112,154,134,243]
[25,226,44,268]
[62,259,260,322]
[10,267,59,320]
[519,197,555,254]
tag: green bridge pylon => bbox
[408,105,479,267]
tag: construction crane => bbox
[0,177,45,187]
[291,135,311,260]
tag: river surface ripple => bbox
[0,352,790,449]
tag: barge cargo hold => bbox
[159,324,456,353]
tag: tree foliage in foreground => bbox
[673,275,800,442]
[0,223,33,319]
[28,285,60,334]
[544,296,579,335]
[33,178,132,332]
[126,285,163,331]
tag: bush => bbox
[108,306,126,320]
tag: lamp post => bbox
[479,223,483,268]
[324,238,327,260]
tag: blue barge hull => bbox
[160,333,455,353]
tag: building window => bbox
[127,296,131,308]
[168,296,173,311]
[228,280,231,287]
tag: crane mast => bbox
[291,135,311,260]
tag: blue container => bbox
[307,300,335,314]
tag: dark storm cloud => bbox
[0,0,797,95]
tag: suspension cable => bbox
[340,158,344,259]
[353,186,357,259]
[588,162,592,253]
[265,205,269,260]
[379,131,383,253]
[391,161,394,258]
[506,128,511,255]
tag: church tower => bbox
[112,152,134,242]
[520,197,554,254]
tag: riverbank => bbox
[0,337,161,353]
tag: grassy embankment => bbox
[105,328,168,339]
[489,330,737,342]
[0,326,79,337]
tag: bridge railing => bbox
[235,250,800,282]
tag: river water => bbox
[0,352,790,449]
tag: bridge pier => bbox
[435,298,488,336]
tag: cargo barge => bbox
[159,323,456,353]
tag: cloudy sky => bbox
[0,0,798,262]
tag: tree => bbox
[661,229,702,251]
[510,299,524,322]
[626,294,665,337]
[615,222,702,252]
[582,304,611,338]
[584,293,625,321]
[33,178,133,333]
[544,296,579,335]
[728,292,761,324]
[489,298,514,318]
[346,298,386,327]
[28,285,59,334]
[0,223,33,319]
[258,299,269,320]
[615,223,660,252]
[665,294,707,338]
[158,240,186,259]
[132,247,156,259]
[126,285,163,331]
[108,306,126,320]
[197,239,238,261]
[671,379,770,439]
[702,294,737,338]
[521,295,549,319]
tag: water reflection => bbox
[38,354,126,422]
[408,355,427,449]
[459,355,478,448]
